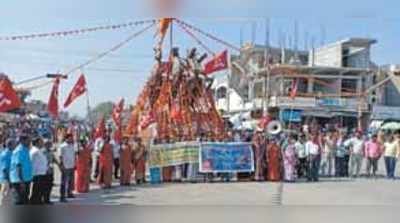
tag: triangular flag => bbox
[0,77,22,112]
[204,50,229,75]
[112,98,124,128]
[94,116,106,139]
[64,74,87,108]
[48,78,60,118]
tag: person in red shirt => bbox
[97,135,113,189]
[119,136,133,186]
[75,138,91,193]
[364,134,384,178]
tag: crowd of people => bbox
[1,120,400,206]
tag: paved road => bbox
[53,159,400,205]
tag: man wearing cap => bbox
[29,137,48,205]
[9,134,33,205]
[0,139,15,205]
[59,134,76,202]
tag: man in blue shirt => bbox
[0,139,15,205]
[9,134,33,205]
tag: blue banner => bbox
[280,109,302,122]
[199,143,254,173]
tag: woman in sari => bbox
[252,130,266,181]
[75,138,92,193]
[97,135,113,189]
[266,138,282,182]
[135,138,146,184]
[283,135,297,182]
[120,136,133,186]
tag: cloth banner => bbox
[149,142,199,168]
[199,143,254,173]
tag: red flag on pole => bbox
[0,77,22,112]
[48,78,60,118]
[64,74,87,108]
[290,78,299,99]
[112,98,124,127]
[94,116,106,139]
[204,50,229,75]
[140,111,156,130]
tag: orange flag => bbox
[0,77,22,112]
[158,18,173,38]
[94,116,106,139]
[64,74,87,108]
[48,78,60,118]
[112,98,124,128]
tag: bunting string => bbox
[0,19,156,41]
[176,21,215,56]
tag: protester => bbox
[321,131,336,177]
[30,137,48,205]
[252,130,266,181]
[111,138,120,180]
[266,137,282,182]
[97,135,113,189]
[346,131,365,178]
[9,134,33,205]
[59,133,76,202]
[364,134,384,178]
[383,133,399,179]
[93,135,104,180]
[119,136,133,186]
[335,131,348,177]
[283,135,297,182]
[305,134,321,182]
[0,139,15,205]
[75,138,92,193]
[135,138,146,184]
[295,134,307,178]
[42,139,58,204]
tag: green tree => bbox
[88,101,113,124]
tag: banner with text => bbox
[149,142,199,168]
[199,143,254,173]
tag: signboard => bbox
[371,105,400,120]
[199,143,254,173]
[280,109,303,122]
[272,97,316,108]
[318,98,343,107]
[149,142,199,168]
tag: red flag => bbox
[113,128,122,144]
[112,98,124,127]
[0,77,22,112]
[94,116,106,139]
[64,74,87,108]
[47,78,60,118]
[204,50,228,75]
[290,79,299,99]
[140,111,156,130]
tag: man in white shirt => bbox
[93,137,104,180]
[110,139,120,179]
[321,131,336,177]
[305,134,321,182]
[295,134,307,178]
[29,137,48,205]
[59,134,76,202]
[345,131,365,178]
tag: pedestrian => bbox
[119,136,133,186]
[0,138,15,206]
[135,138,146,184]
[321,131,336,177]
[97,135,113,189]
[93,136,104,180]
[365,134,384,178]
[29,137,48,205]
[111,138,120,180]
[59,133,76,202]
[283,135,297,182]
[252,130,266,181]
[266,137,282,182]
[305,134,321,182]
[335,132,348,177]
[9,134,33,205]
[75,138,92,193]
[42,139,58,205]
[295,134,307,179]
[383,133,399,179]
[345,131,365,178]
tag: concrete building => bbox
[213,38,378,130]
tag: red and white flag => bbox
[112,98,125,127]
[0,77,22,112]
[94,116,106,139]
[64,74,87,108]
[204,50,229,75]
[48,78,60,118]
[140,111,156,130]
[290,78,299,99]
